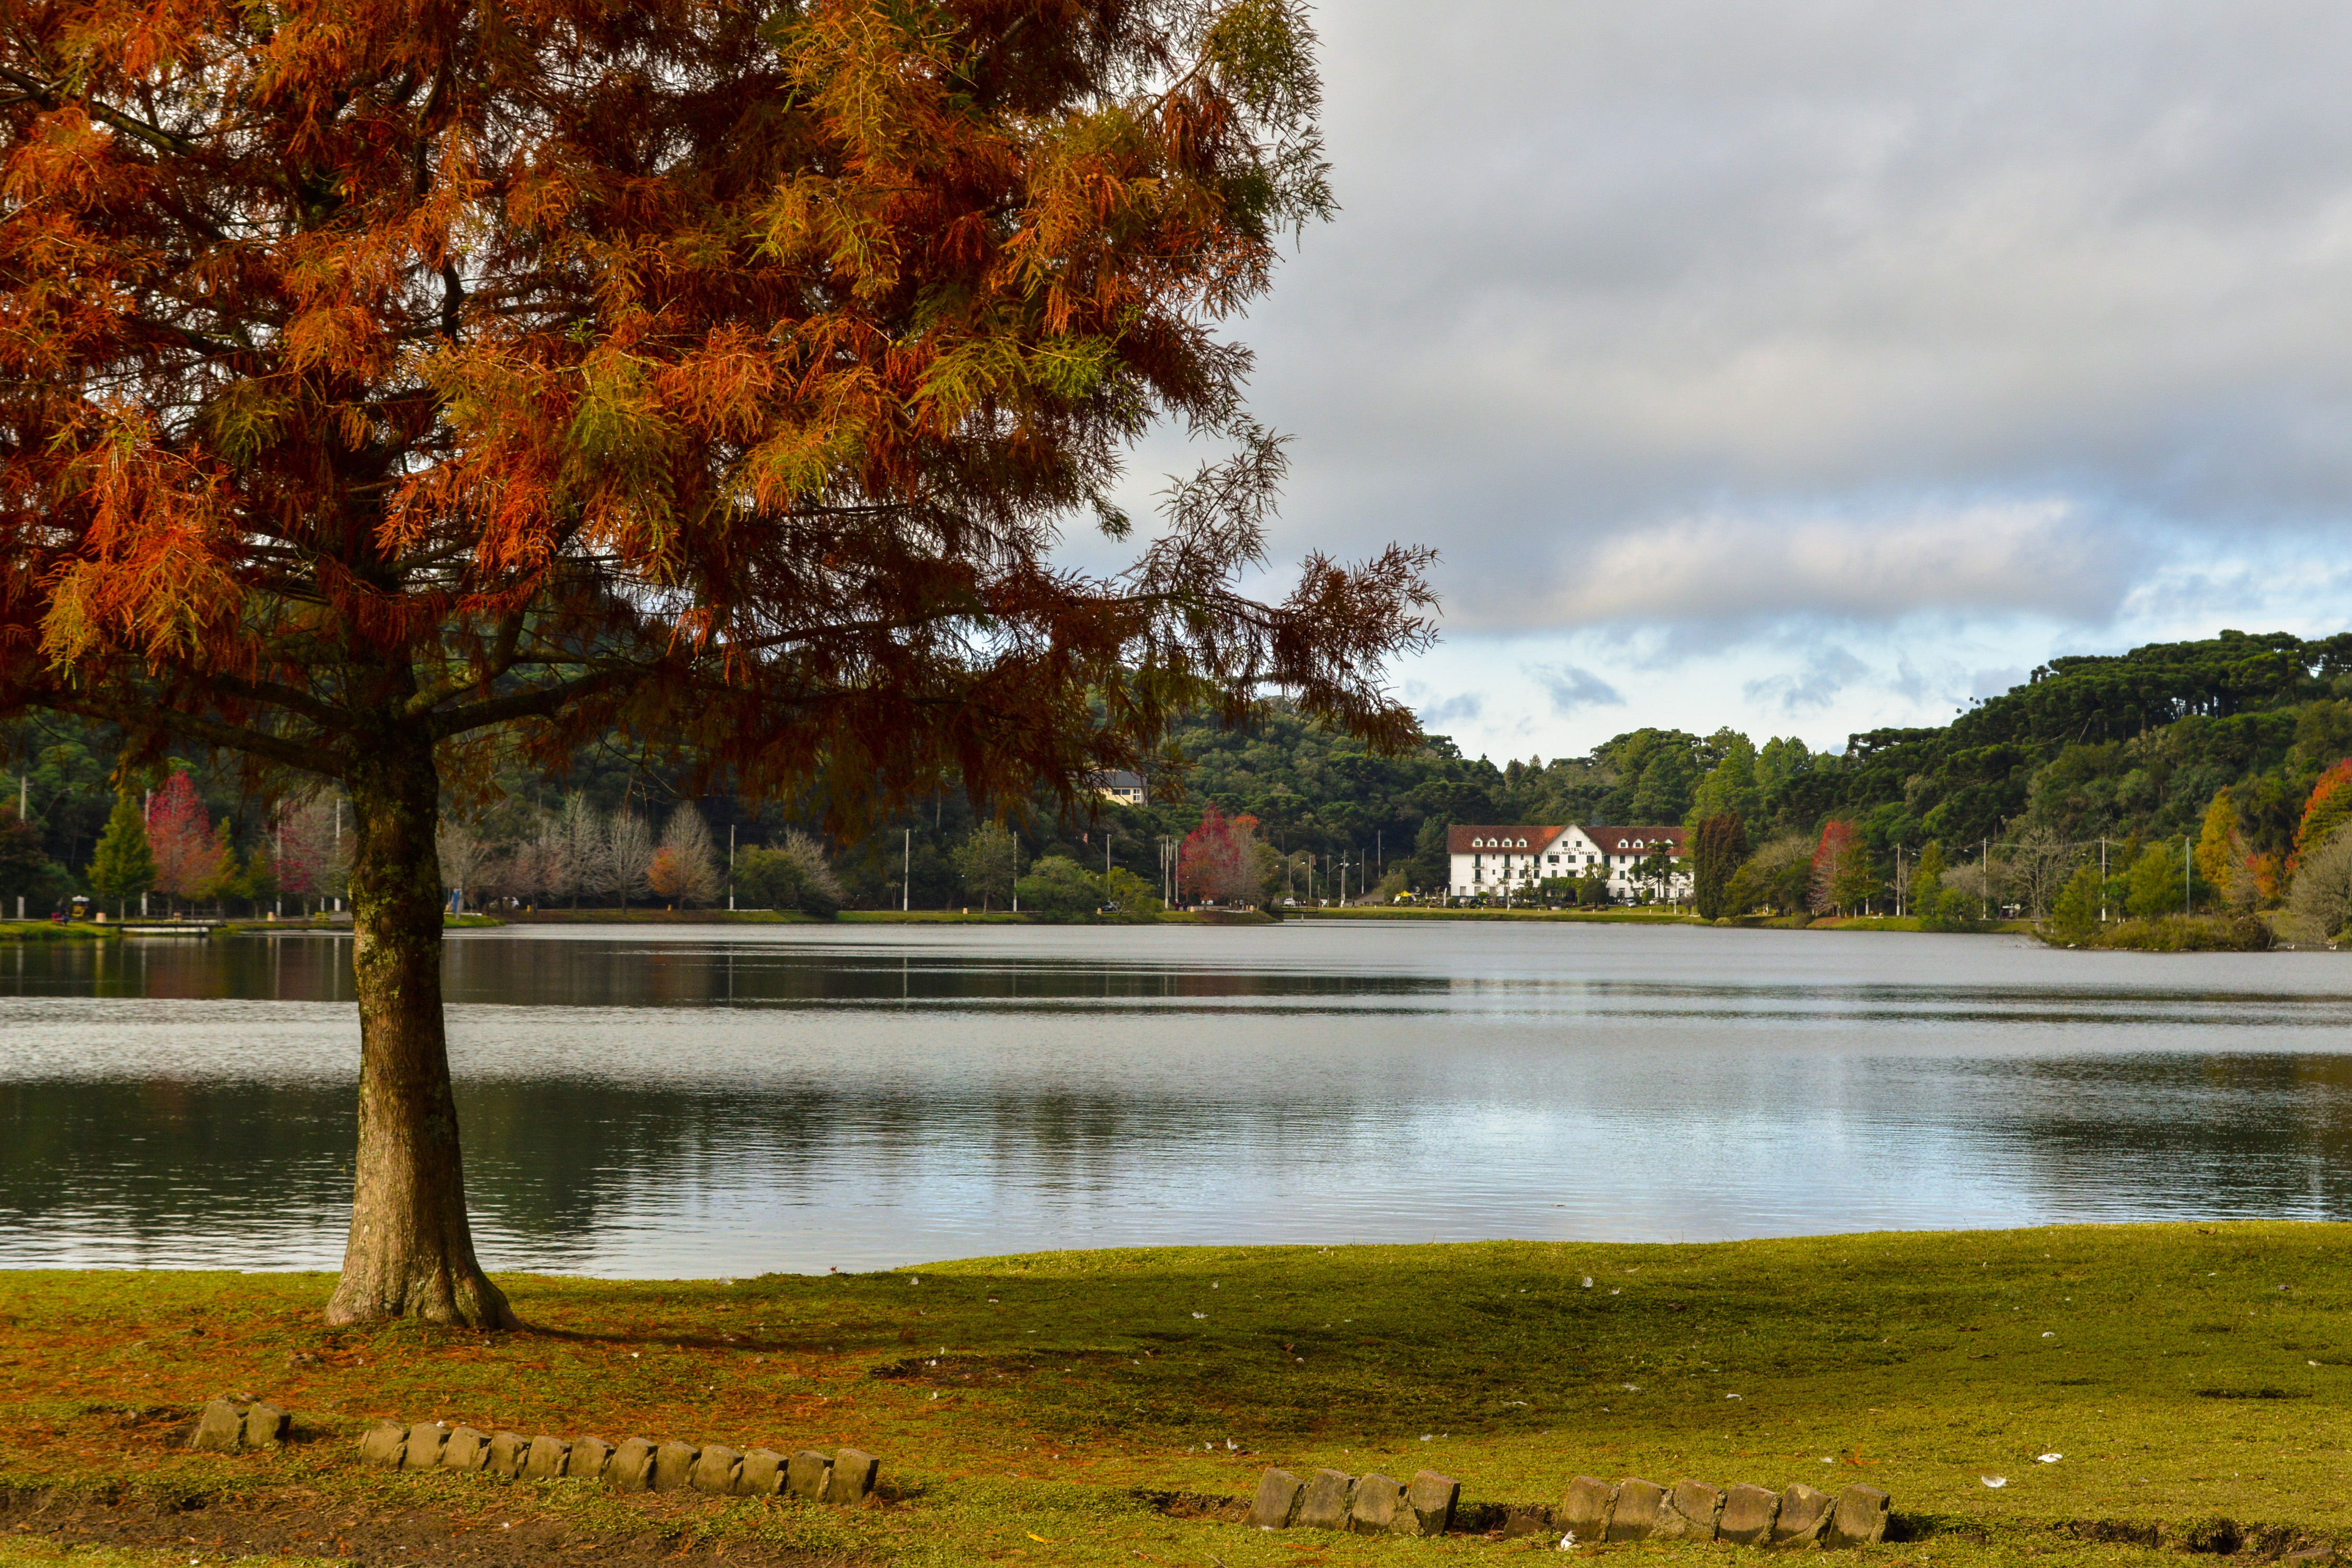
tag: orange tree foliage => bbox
[0,0,1435,1323]
[0,0,1432,806]
[2293,760,2352,870]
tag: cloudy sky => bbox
[1100,0,2352,763]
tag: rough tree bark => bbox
[323,724,514,1329]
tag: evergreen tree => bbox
[1691,812,1748,919]
[88,793,156,915]
[953,823,1020,912]
[1686,732,1761,826]
[0,806,56,915]
[2048,863,2102,941]
[1911,840,1947,918]
[2125,839,2193,919]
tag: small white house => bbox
[1444,824,1692,902]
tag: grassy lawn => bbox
[3,1225,2346,1567]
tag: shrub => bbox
[732,831,844,916]
[2046,863,2102,942]
[2281,831,2352,945]
[1014,856,1105,919]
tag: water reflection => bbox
[3,924,2352,1274]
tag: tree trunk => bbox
[324,729,514,1328]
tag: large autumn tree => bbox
[0,0,1436,1325]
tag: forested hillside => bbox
[13,628,2352,921]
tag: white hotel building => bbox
[1445,823,1692,902]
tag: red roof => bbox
[1445,824,1688,855]
[1588,826,1688,854]
[1446,825,1565,854]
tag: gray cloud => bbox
[1743,647,1873,714]
[1213,0,2352,639]
[1530,663,1627,712]
[1417,693,1484,728]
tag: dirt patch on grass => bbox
[0,1485,852,1567]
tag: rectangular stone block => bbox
[1608,1478,1667,1541]
[440,1426,489,1472]
[242,1402,290,1448]
[784,1450,832,1501]
[191,1398,246,1452]
[567,1436,614,1482]
[1772,1483,1834,1547]
[1404,1470,1459,1538]
[823,1447,879,1504]
[652,1440,699,1493]
[486,1431,529,1479]
[1655,1479,1723,1541]
[523,1434,571,1481]
[736,1448,786,1496]
[1718,1483,1781,1546]
[1350,1473,1405,1534]
[1247,1467,1304,1529]
[606,1437,656,1491]
[690,1444,743,1495]
[1825,1484,1890,1548]
[403,1423,448,1471]
[1296,1469,1356,1531]
[357,1422,407,1468]
[1560,1476,1618,1544]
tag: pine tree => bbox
[88,793,156,915]
[1692,812,1748,919]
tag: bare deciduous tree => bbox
[436,825,497,913]
[649,806,721,906]
[2007,827,2078,919]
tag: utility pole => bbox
[728,824,736,910]
[2184,836,2192,917]
[903,827,912,913]
[1011,831,1020,913]
[2100,837,2106,924]
[1981,837,1989,921]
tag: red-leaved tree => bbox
[147,771,224,904]
[1809,819,1870,916]
[1,1,1435,1324]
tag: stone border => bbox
[1550,1475,1888,1548]
[1243,1465,1889,1548]
[187,1397,290,1452]
[356,1417,878,1504]
[1246,1467,1457,1536]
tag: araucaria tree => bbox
[1,0,1435,1325]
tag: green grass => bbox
[2043,917,2274,952]
[5,1226,2350,1565]
[0,922,113,941]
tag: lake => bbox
[3,921,2349,1277]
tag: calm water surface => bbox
[4,923,2351,1275]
